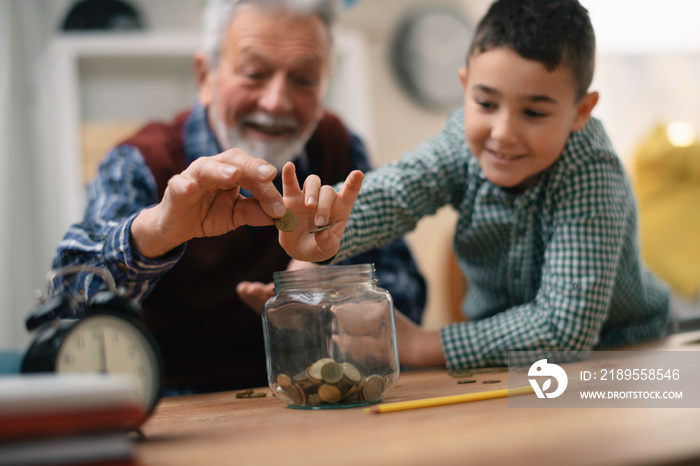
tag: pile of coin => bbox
[273,357,388,407]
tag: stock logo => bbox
[528,359,568,399]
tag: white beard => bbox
[210,103,318,171]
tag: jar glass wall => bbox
[262,264,399,409]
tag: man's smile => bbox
[244,121,296,137]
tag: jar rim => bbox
[273,263,376,286]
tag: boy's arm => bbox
[437,163,666,370]
[402,158,666,369]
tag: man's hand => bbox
[394,311,446,367]
[278,162,364,263]
[237,260,316,314]
[131,149,286,258]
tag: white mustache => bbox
[240,113,299,131]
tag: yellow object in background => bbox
[632,124,700,300]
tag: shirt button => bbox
[117,262,128,272]
[571,281,581,290]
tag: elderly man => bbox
[52,0,426,393]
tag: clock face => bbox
[55,314,161,412]
[391,7,473,110]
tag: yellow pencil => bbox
[364,385,534,414]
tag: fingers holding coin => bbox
[274,208,298,232]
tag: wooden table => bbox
[137,331,700,466]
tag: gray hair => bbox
[201,0,340,70]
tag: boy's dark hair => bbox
[468,0,595,100]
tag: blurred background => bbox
[1,0,699,351]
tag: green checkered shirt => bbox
[336,108,670,370]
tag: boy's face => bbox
[460,47,598,190]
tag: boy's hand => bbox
[278,162,364,263]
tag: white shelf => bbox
[35,33,202,261]
[51,32,201,58]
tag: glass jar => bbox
[262,264,399,409]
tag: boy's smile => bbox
[460,47,598,190]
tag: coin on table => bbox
[361,374,384,402]
[274,208,297,232]
[448,369,472,378]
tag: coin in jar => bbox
[341,362,361,385]
[318,384,342,403]
[320,360,343,384]
[283,383,305,405]
[274,208,297,232]
[307,357,334,383]
[361,374,384,402]
[277,373,293,388]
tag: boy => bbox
[279,0,670,370]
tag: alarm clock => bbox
[21,266,164,423]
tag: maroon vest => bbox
[120,111,351,390]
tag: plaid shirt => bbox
[337,108,670,370]
[52,103,426,323]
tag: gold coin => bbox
[318,384,342,403]
[309,223,333,234]
[320,361,343,384]
[307,357,334,383]
[235,389,266,399]
[341,362,361,384]
[235,389,254,399]
[277,373,293,388]
[283,384,304,405]
[274,208,297,232]
[361,374,384,402]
